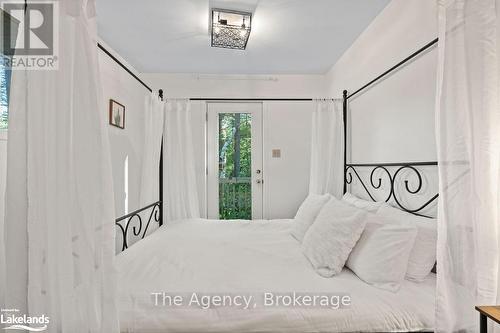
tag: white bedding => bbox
[117,219,435,332]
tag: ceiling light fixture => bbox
[211,9,252,50]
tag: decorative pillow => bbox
[290,193,331,242]
[376,204,437,282]
[346,209,418,292]
[342,192,383,213]
[302,198,367,277]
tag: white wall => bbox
[0,133,6,228]
[325,0,438,164]
[0,131,7,294]
[99,43,152,218]
[142,73,323,219]
[263,101,312,219]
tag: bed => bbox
[115,39,439,332]
[117,218,435,333]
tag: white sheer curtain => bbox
[309,99,344,198]
[139,92,164,207]
[163,99,200,222]
[435,0,500,332]
[3,0,119,331]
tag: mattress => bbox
[117,219,435,332]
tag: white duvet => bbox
[117,219,435,332]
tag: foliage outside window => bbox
[218,113,252,220]
[1,9,17,131]
[0,56,11,130]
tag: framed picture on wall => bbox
[109,99,125,129]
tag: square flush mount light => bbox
[211,9,252,50]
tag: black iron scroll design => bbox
[115,201,162,252]
[345,162,438,218]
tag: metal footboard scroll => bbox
[115,201,162,252]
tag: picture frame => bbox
[109,99,125,129]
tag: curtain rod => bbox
[189,98,314,101]
[97,43,153,93]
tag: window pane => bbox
[0,56,10,130]
[218,113,252,220]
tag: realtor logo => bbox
[1,308,49,331]
[3,2,54,55]
[1,0,58,69]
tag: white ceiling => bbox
[97,0,389,74]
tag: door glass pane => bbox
[218,113,252,219]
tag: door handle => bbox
[256,179,263,184]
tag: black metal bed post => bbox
[343,89,348,195]
[341,38,438,196]
[158,89,164,226]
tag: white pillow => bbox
[346,209,418,292]
[342,192,383,213]
[377,204,437,282]
[290,193,331,242]
[302,198,367,277]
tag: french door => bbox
[207,103,263,220]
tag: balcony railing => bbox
[219,177,251,220]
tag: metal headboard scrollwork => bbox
[345,162,438,218]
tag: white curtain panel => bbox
[163,99,200,222]
[435,0,500,332]
[3,0,119,332]
[139,92,164,207]
[309,99,344,198]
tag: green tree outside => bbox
[218,113,252,219]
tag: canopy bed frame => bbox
[342,38,439,219]
[104,39,441,333]
[105,38,440,252]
